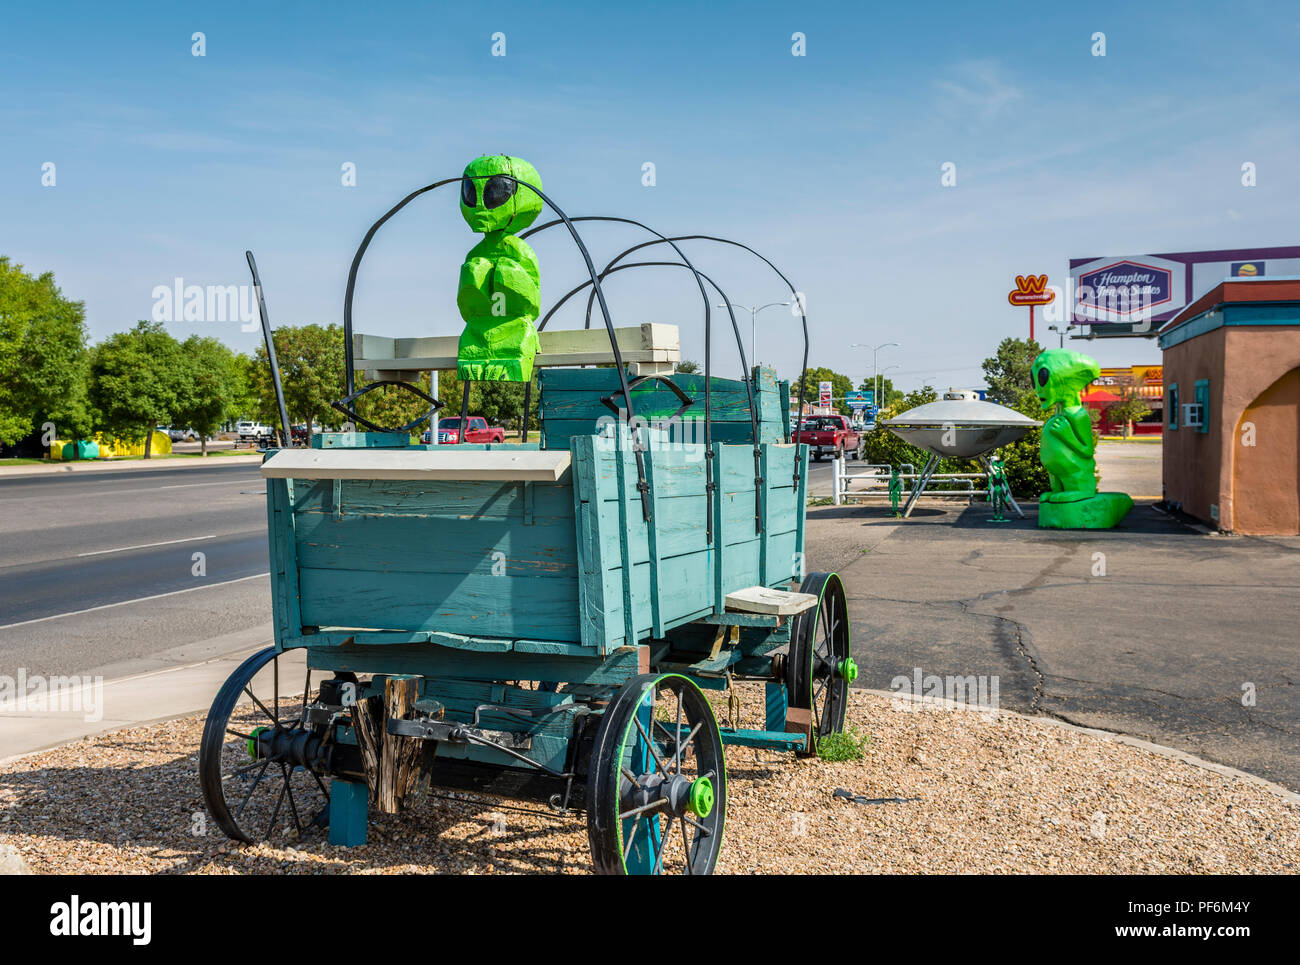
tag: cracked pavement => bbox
[804,499,1300,791]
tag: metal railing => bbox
[830,452,1025,519]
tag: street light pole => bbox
[878,364,900,415]
[716,301,792,368]
[850,341,900,417]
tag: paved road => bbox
[0,462,272,677]
[805,499,1300,791]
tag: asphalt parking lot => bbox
[805,498,1300,791]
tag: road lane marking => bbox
[158,479,257,490]
[76,534,219,557]
[0,478,259,500]
[0,573,270,630]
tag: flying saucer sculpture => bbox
[881,390,1041,517]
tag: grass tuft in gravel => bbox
[817,725,870,762]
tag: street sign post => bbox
[818,381,833,408]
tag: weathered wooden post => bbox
[351,674,430,814]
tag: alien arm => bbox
[491,257,541,319]
[457,257,495,318]
[1056,407,1095,457]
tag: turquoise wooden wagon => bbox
[199,179,857,874]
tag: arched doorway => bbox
[1233,368,1300,534]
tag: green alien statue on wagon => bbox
[1032,349,1133,529]
[455,155,544,382]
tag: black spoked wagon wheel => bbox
[199,647,331,844]
[587,673,727,875]
[788,572,856,756]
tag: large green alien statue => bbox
[456,155,544,382]
[1033,349,1133,529]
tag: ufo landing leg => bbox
[900,454,940,518]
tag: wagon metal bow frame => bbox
[339,175,663,522]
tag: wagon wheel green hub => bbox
[247,725,270,760]
[689,776,714,818]
[587,673,727,875]
[199,647,330,844]
[787,572,853,756]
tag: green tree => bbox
[172,336,244,455]
[980,336,1050,495]
[348,371,452,438]
[982,337,1042,410]
[674,359,700,375]
[791,366,854,415]
[227,353,264,424]
[0,257,93,446]
[89,320,186,457]
[251,324,346,435]
[1105,384,1153,439]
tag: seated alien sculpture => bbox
[456,155,544,382]
[1032,349,1133,529]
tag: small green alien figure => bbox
[1032,349,1133,529]
[456,155,544,382]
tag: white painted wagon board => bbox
[355,322,680,378]
[261,448,572,482]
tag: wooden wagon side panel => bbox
[576,432,804,651]
[288,477,583,643]
[538,367,787,451]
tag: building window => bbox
[1194,379,1210,435]
[1168,383,1179,430]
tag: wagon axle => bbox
[248,724,329,773]
[620,771,716,823]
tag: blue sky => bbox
[3,0,1299,391]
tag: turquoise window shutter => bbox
[1168,383,1178,430]
[1194,379,1210,434]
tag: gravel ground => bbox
[1,686,1296,874]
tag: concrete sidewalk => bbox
[0,453,264,477]
[0,623,295,764]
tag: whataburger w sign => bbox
[1007,274,1056,306]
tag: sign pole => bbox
[1029,304,1035,343]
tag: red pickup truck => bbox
[792,414,861,461]
[423,416,506,445]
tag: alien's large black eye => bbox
[461,179,478,207]
[483,175,516,209]
[1036,368,1049,387]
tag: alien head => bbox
[1031,349,1100,410]
[459,155,543,234]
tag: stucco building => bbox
[1158,277,1300,534]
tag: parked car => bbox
[422,416,506,445]
[235,421,275,445]
[290,424,310,445]
[167,426,200,442]
[792,413,861,461]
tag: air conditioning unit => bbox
[1182,402,1204,428]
